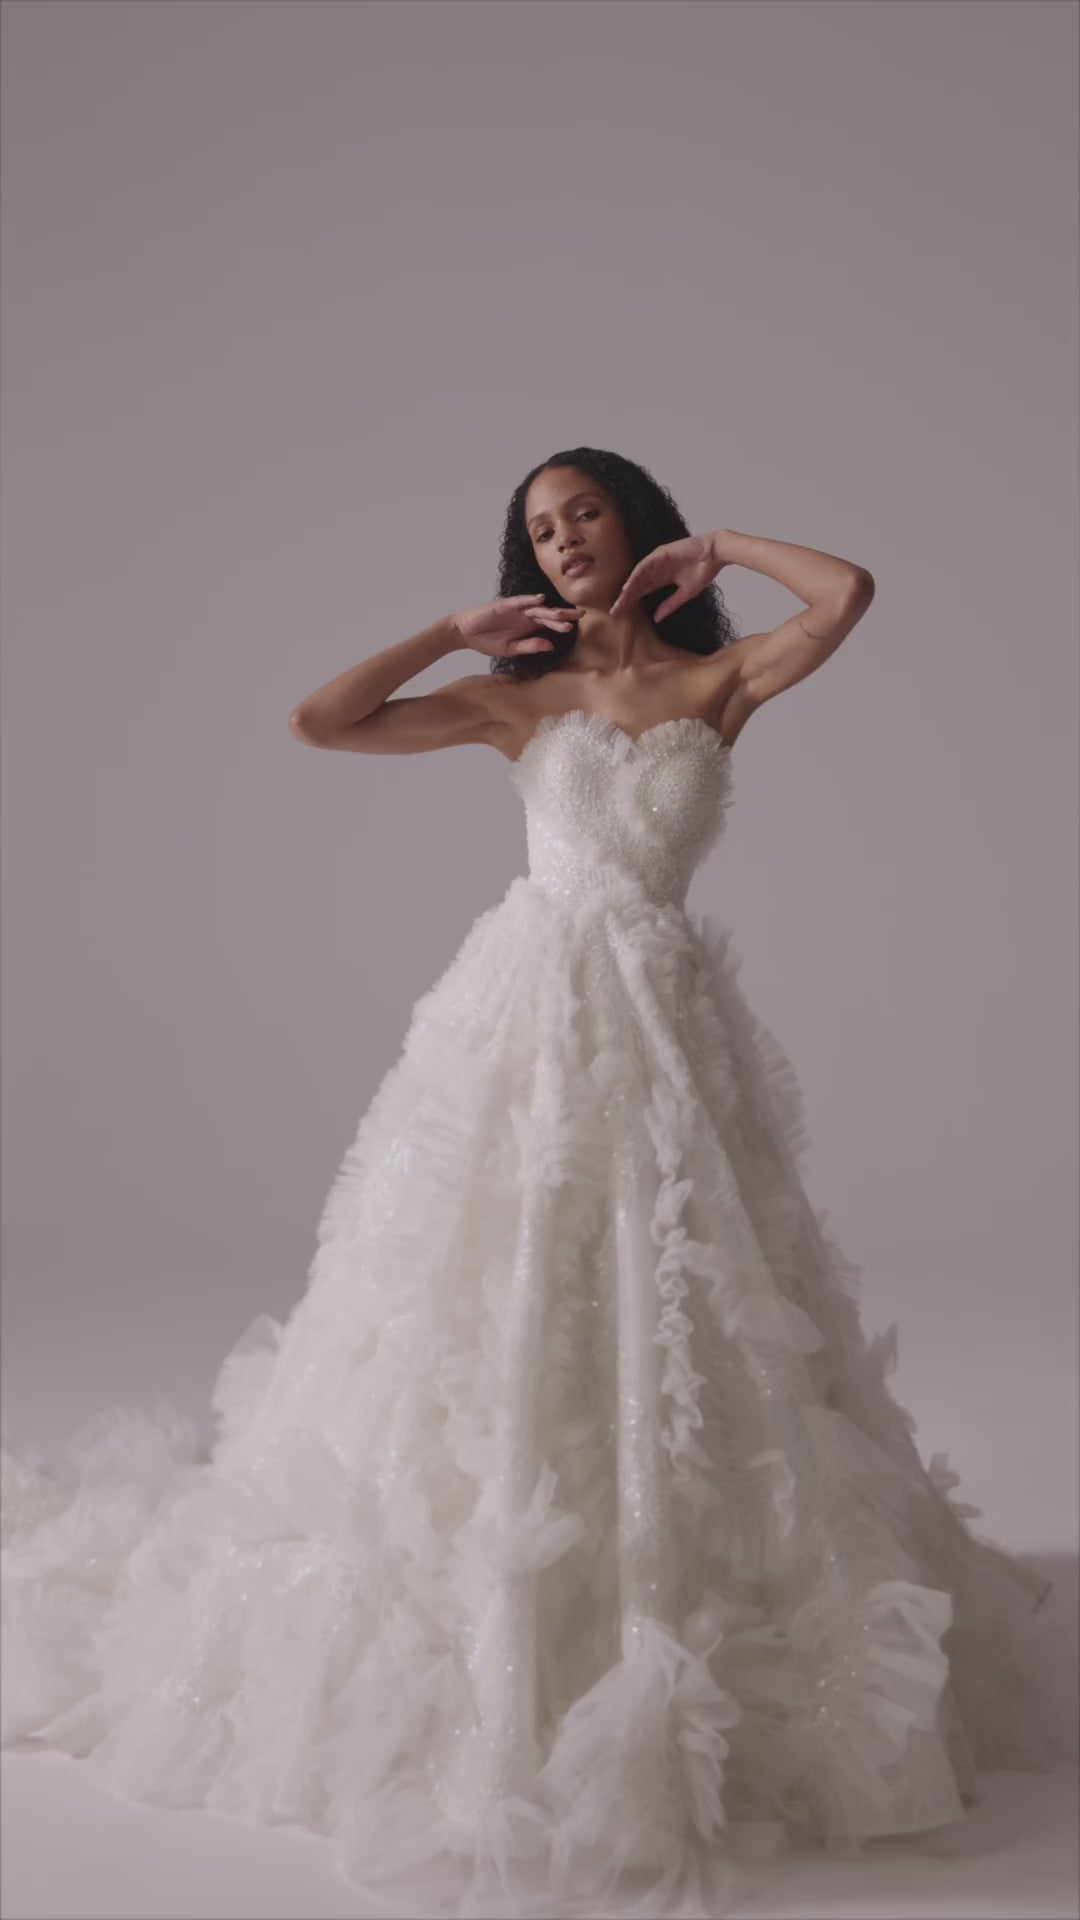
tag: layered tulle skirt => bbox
[1,868,1067,1917]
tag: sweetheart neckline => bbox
[507,708,732,777]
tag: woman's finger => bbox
[610,564,650,616]
[654,589,687,622]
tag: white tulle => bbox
[1,709,1068,1919]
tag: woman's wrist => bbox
[442,612,470,651]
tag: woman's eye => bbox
[537,510,597,544]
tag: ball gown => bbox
[1,708,1066,1918]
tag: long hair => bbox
[489,446,740,682]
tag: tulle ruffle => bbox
[1,867,1069,1919]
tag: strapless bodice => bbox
[508,708,733,909]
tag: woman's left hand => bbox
[608,532,728,622]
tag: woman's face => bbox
[524,467,634,609]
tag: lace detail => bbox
[1,714,1068,1919]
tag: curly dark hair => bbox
[489,446,741,682]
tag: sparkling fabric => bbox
[0,709,1068,1919]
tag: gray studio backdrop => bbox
[1,0,1076,1568]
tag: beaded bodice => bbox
[508,709,733,909]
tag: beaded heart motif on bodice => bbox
[508,709,733,909]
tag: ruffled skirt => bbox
[1,871,1069,1918]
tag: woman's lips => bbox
[563,557,594,576]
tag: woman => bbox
[2,447,1063,1920]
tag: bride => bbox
[1,446,1065,1920]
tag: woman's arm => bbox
[288,615,497,754]
[712,527,871,605]
[711,528,875,726]
[289,613,464,739]
[288,595,576,754]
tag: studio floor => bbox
[2,1749,1076,1920]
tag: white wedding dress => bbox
[1,709,1066,1919]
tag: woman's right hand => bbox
[451,594,582,659]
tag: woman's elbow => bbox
[288,708,323,746]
